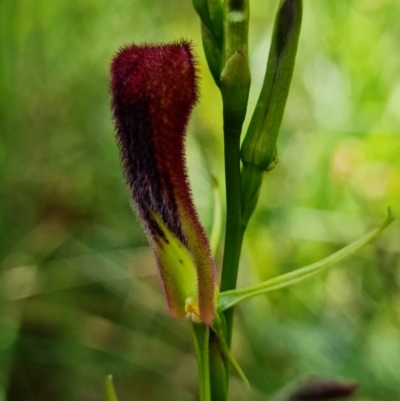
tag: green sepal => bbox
[218,209,395,312]
[192,324,211,401]
[220,50,251,130]
[241,0,302,170]
[105,375,120,401]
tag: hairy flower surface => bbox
[111,42,215,325]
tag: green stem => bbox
[222,0,249,64]
[220,134,245,339]
[204,119,244,401]
[220,0,250,347]
[219,124,245,398]
[209,331,228,401]
[192,324,211,401]
[206,1,250,399]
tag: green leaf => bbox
[192,324,211,401]
[218,209,395,312]
[105,375,119,401]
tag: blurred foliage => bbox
[0,0,399,400]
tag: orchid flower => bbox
[110,42,215,325]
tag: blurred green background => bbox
[1,0,400,400]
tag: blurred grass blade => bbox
[192,324,211,401]
[218,209,395,312]
[105,375,120,401]
[210,176,223,255]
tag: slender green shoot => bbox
[218,209,394,312]
[105,376,120,401]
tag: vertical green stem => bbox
[216,0,250,398]
[193,324,211,401]
[222,0,249,64]
[209,331,228,401]
[220,126,245,346]
[194,1,303,400]
[220,0,250,347]
[194,1,250,400]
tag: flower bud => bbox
[241,0,302,171]
[220,50,251,129]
